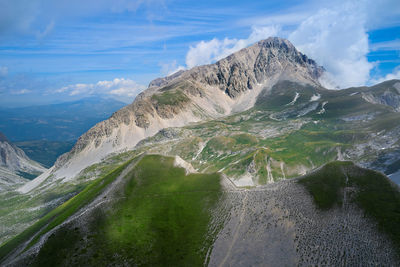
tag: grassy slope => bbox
[2,155,223,266]
[298,161,351,209]
[0,158,134,262]
[77,155,222,266]
[151,90,189,106]
[299,161,400,252]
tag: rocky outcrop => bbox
[180,38,323,98]
[361,80,400,111]
[0,132,46,190]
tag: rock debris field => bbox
[209,177,399,266]
[5,165,399,266]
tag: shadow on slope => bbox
[299,161,400,252]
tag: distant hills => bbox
[0,97,126,142]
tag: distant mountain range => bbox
[0,97,126,142]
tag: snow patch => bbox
[349,92,359,96]
[310,93,321,101]
[336,147,345,161]
[317,101,328,114]
[296,102,319,117]
[286,92,300,106]
[192,141,207,160]
[280,162,286,179]
[266,159,274,183]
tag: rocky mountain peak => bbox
[0,132,46,183]
[29,38,326,189]
[148,37,324,98]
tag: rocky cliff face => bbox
[361,80,400,111]
[0,132,46,191]
[20,37,324,192]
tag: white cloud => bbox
[185,25,280,68]
[56,78,146,99]
[36,20,55,39]
[370,39,400,51]
[288,3,373,88]
[180,0,399,89]
[370,67,400,85]
[160,60,186,76]
[11,89,31,95]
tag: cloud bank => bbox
[182,0,399,89]
[56,78,145,101]
[370,67,400,85]
[185,25,280,69]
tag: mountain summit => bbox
[20,37,324,192]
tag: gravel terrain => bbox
[209,177,399,266]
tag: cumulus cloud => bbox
[288,2,372,88]
[185,25,280,68]
[181,0,399,88]
[160,60,185,76]
[370,67,400,85]
[56,78,146,100]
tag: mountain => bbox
[1,37,400,265]
[0,97,126,142]
[20,37,324,191]
[0,132,46,192]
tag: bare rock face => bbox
[0,132,46,191]
[182,38,323,98]
[360,80,400,112]
[31,37,324,189]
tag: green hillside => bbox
[299,161,400,252]
[0,155,223,266]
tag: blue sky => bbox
[0,0,399,107]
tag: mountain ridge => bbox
[0,132,46,192]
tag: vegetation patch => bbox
[0,158,134,262]
[87,155,223,266]
[298,161,350,209]
[1,155,223,266]
[151,90,190,106]
[349,167,400,253]
[299,161,400,254]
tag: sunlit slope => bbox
[1,155,223,266]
